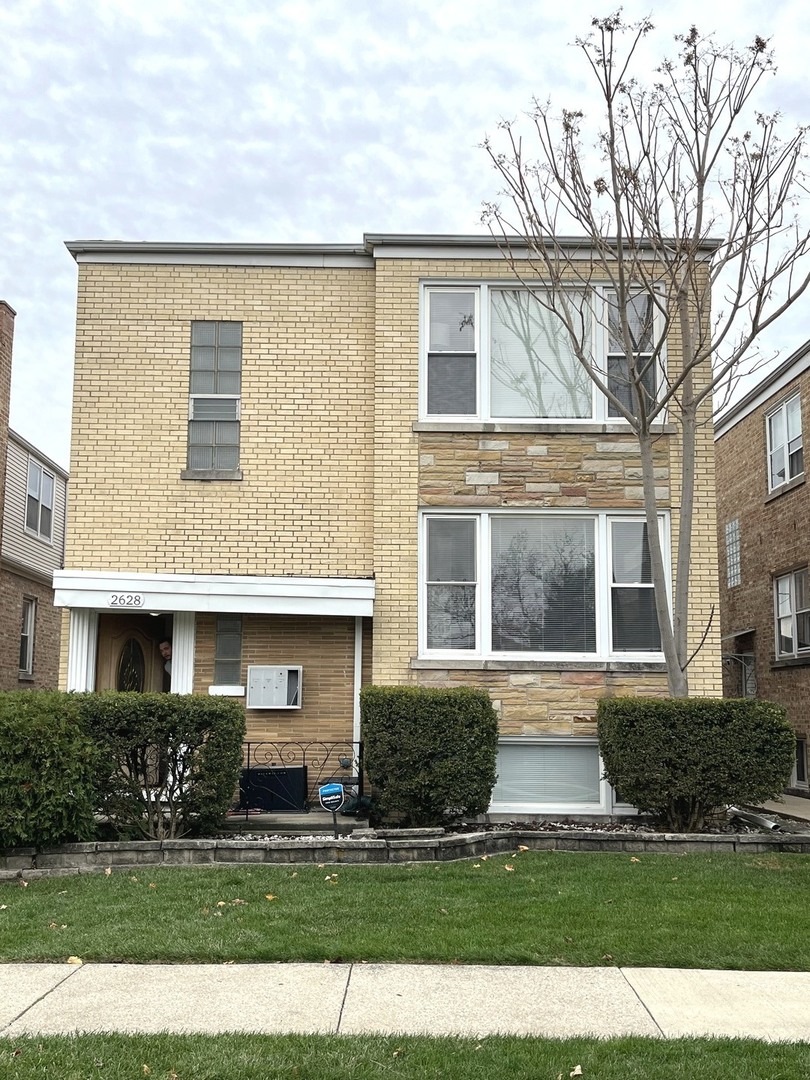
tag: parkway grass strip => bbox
[2,1033,810,1080]
[1,851,809,970]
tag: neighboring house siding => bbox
[2,435,67,578]
[716,365,810,778]
[66,263,375,578]
[0,308,68,692]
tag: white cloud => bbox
[0,0,808,466]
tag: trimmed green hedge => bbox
[361,685,498,827]
[78,692,246,840]
[598,696,795,831]
[0,691,100,848]
[0,691,245,847]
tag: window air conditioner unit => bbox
[246,665,302,709]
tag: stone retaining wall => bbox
[3,828,810,880]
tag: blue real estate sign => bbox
[319,783,345,813]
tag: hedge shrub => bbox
[77,692,246,840]
[0,691,100,848]
[361,685,498,827]
[597,696,795,831]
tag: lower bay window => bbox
[422,510,665,659]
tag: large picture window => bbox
[422,285,661,423]
[421,511,666,658]
[188,321,242,473]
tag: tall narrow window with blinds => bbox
[188,321,242,473]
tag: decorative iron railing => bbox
[236,740,363,817]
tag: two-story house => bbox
[55,236,722,816]
[716,342,810,795]
[0,301,68,689]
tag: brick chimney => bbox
[0,302,16,553]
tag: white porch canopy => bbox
[53,570,375,700]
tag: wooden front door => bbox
[96,615,165,692]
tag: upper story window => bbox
[775,568,810,658]
[25,459,54,541]
[725,518,741,588]
[422,285,661,423]
[766,393,803,491]
[188,321,242,473]
[422,510,664,660]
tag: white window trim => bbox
[766,392,803,492]
[19,597,36,676]
[792,737,808,790]
[774,568,810,659]
[24,458,55,544]
[489,736,630,816]
[419,282,666,425]
[419,508,669,663]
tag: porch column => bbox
[353,616,363,744]
[66,609,98,691]
[171,611,195,694]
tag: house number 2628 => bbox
[108,593,144,607]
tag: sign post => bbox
[319,782,345,839]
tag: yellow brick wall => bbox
[194,613,357,743]
[67,264,375,577]
[370,256,721,698]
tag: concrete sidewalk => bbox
[2,963,809,1041]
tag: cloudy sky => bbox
[2,0,809,468]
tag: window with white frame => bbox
[422,511,664,658]
[213,615,242,685]
[794,738,808,788]
[19,597,35,676]
[491,738,603,809]
[767,394,803,491]
[606,292,657,418]
[188,321,242,471]
[25,460,54,541]
[775,569,810,658]
[725,518,741,588]
[422,285,661,422]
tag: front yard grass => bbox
[2,1033,809,1080]
[2,851,809,969]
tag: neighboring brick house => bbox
[0,302,68,689]
[715,342,810,795]
[56,236,721,816]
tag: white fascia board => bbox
[53,570,375,617]
[71,251,373,269]
[715,342,810,439]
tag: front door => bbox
[96,615,165,692]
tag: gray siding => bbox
[1,433,67,579]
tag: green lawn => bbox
[2,851,809,969]
[1,1033,809,1080]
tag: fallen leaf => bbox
[472,863,481,869]
[671,876,679,881]
[67,956,83,965]
[19,879,29,887]
[392,1048,403,1058]
[504,864,515,872]
[630,857,641,863]
[148,883,157,889]
[480,855,489,861]
[265,894,278,901]
[602,954,614,962]
[104,868,112,877]
[290,872,298,878]
[12,1048,22,1057]
[440,908,448,914]
[142,1067,151,1076]
[570,1066,583,1077]
[0,904,7,910]
[230,899,247,906]
[216,901,227,907]
[518,845,529,852]
[130,877,138,883]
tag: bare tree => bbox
[482,15,810,696]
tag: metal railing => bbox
[236,740,363,817]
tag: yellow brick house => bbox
[56,235,721,816]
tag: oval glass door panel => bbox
[117,638,145,692]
